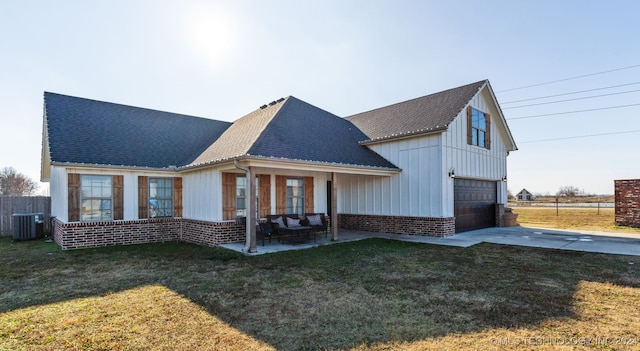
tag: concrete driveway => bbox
[423,226,640,256]
[222,226,640,256]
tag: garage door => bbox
[454,179,497,233]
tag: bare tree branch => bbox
[0,167,38,196]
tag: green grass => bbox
[1,237,640,350]
[514,207,640,233]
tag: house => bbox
[516,189,535,201]
[41,80,518,251]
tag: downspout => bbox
[234,160,257,253]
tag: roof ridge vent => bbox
[259,104,268,109]
[268,101,277,106]
[276,97,285,103]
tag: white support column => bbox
[247,166,257,253]
[331,172,338,241]
[235,160,257,253]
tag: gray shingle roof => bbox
[345,80,487,143]
[189,96,398,169]
[44,92,398,171]
[44,92,231,168]
[188,98,286,166]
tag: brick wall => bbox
[53,218,181,249]
[181,219,245,247]
[52,217,245,250]
[339,214,456,237]
[615,179,640,228]
[495,204,505,227]
[53,212,463,249]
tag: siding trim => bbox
[222,172,236,220]
[173,177,183,217]
[68,173,80,222]
[138,176,148,219]
[276,175,286,214]
[113,175,124,220]
[259,174,271,217]
[304,176,314,213]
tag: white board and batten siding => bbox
[182,168,222,221]
[442,88,509,207]
[50,165,178,223]
[339,86,510,218]
[50,164,331,223]
[182,166,330,221]
[49,166,68,221]
[339,133,445,218]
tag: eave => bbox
[182,155,401,176]
[49,162,181,174]
[358,127,448,146]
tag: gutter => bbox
[50,161,179,173]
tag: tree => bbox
[556,185,581,197]
[0,167,38,196]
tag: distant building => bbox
[516,189,534,201]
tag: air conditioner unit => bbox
[12,213,44,241]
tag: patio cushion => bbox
[307,214,322,226]
[271,216,286,228]
[286,217,301,228]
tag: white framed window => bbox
[149,178,173,218]
[80,175,113,221]
[286,177,304,215]
[471,108,488,148]
[236,175,259,219]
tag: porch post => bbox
[235,160,257,253]
[247,166,257,253]
[331,172,338,241]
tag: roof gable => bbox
[345,80,487,143]
[190,97,398,169]
[44,92,231,168]
[189,98,286,166]
[517,189,533,195]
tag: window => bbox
[467,106,491,149]
[470,108,487,148]
[236,175,259,219]
[81,175,113,221]
[286,178,305,215]
[149,178,173,217]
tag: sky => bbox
[1,0,638,196]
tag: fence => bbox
[0,196,51,236]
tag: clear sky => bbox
[1,0,638,196]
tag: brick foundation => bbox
[338,214,456,237]
[181,219,245,247]
[615,179,640,228]
[52,217,245,250]
[53,212,463,249]
[53,218,181,250]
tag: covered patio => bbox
[220,229,474,255]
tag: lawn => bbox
[1,237,640,350]
[513,207,640,233]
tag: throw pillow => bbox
[271,216,286,228]
[286,217,301,227]
[307,214,322,226]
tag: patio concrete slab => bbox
[220,226,640,256]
